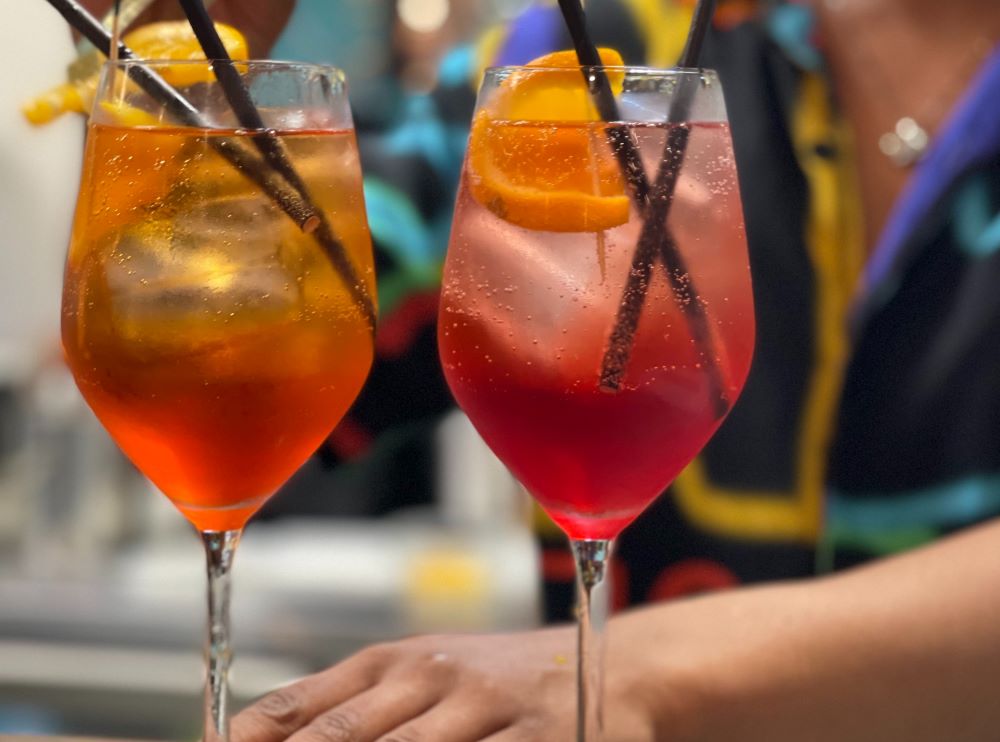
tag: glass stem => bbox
[201,529,242,742]
[571,538,612,742]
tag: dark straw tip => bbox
[556,0,603,68]
[679,0,717,69]
[553,0,726,410]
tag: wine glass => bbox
[61,59,376,741]
[438,62,754,740]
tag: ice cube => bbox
[445,201,651,378]
[103,194,300,349]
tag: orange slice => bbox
[467,48,630,233]
[97,100,163,127]
[124,21,249,88]
[22,21,248,126]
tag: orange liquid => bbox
[62,124,376,531]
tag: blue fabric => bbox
[765,3,822,72]
[493,4,562,66]
[272,0,385,78]
[954,174,1000,257]
[828,474,1000,532]
[439,45,476,86]
[383,94,466,179]
[363,178,435,268]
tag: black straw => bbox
[41,0,375,328]
[175,0,376,330]
[175,0,375,329]
[556,0,724,410]
[175,0,311,203]
[557,0,649,205]
[47,0,132,62]
[606,0,726,411]
[678,0,716,68]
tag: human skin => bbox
[230,516,1000,741]
[80,0,295,57]
[814,0,1000,254]
[67,1,1000,739]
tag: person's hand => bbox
[230,516,1000,742]
[231,627,660,742]
[81,0,295,57]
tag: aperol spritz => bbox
[62,60,375,741]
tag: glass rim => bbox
[102,57,347,80]
[482,64,718,78]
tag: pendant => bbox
[878,116,929,168]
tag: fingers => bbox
[234,642,484,742]
[284,677,441,742]
[374,696,513,742]
[233,634,578,742]
[232,644,393,742]
[479,722,548,742]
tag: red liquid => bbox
[440,122,754,540]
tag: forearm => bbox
[230,520,1000,742]
[611,518,1000,741]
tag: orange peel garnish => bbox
[22,21,248,126]
[466,48,630,233]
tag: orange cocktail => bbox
[60,58,375,742]
[63,123,374,531]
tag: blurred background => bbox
[0,1,545,738]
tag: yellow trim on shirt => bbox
[619,0,694,67]
[673,72,864,544]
